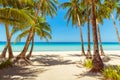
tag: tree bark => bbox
[111,14,120,43]
[86,5,91,58]
[26,36,34,60]
[97,23,105,56]
[80,27,86,56]
[0,29,13,58]
[87,18,92,58]
[0,44,8,58]
[90,0,104,72]
[86,0,91,58]
[5,23,14,60]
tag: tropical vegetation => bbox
[83,59,93,69]
[103,65,120,80]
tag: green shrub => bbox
[83,59,93,69]
[0,60,12,69]
[103,65,120,80]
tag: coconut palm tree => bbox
[0,0,35,60]
[0,8,34,60]
[90,0,104,72]
[103,0,120,43]
[26,20,52,60]
[81,0,91,58]
[60,0,86,56]
[16,0,58,61]
[14,17,51,60]
[95,0,120,56]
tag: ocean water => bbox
[0,42,120,52]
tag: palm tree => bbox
[0,0,35,60]
[0,25,30,58]
[0,8,34,60]
[95,4,106,56]
[95,0,120,56]
[103,0,120,43]
[82,0,92,58]
[90,0,104,72]
[16,0,57,61]
[60,0,86,56]
[26,19,52,60]
[14,17,51,60]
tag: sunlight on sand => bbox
[0,51,120,80]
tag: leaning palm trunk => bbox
[97,24,105,56]
[90,0,104,72]
[0,32,12,58]
[80,27,86,56]
[26,36,34,60]
[111,14,120,43]
[77,14,85,56]
[17,28,34,58]
[0,44,8,58]
[17,1,42,59]
[5,23,14,60]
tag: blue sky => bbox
[0,0,120,42]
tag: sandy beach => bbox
[0,51,120,80]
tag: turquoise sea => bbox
[0,42,120,52]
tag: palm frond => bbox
[0,8,34,27]
[40,0,57,18]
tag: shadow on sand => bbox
[68,54,82,57]
[75,71,103,80]
[110,54,120,57]
[0,65,47,80]
[31,54,75,66]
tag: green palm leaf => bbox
[0,8,34,27]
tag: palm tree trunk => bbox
[0,44,8,58]
[17,28,34,58]
[97,24,105,56]
[111,14,120,43]
[80,27,86,56]
[87,16,92,58]
[5,23,14,60]
[26,36,34,60]
[90,0,104,72]
[77,14,85,56]
[0,29,13,58]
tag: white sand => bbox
[0,51,120,80]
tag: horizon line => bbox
[0,41,119,43]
